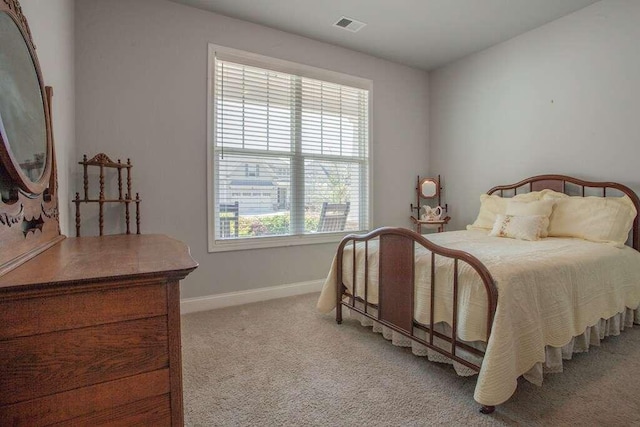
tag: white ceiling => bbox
[168,0,600,70]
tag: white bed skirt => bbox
[347,306,640,387]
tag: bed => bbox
[316,174,640,413]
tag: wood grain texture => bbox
[167,280,185,426]
[49,394,171,427]
[531,180,564,192]
[0,234,198,289]
[0,193,64,276]
[378,234,414,334]
[0,369,170,426]
[0,282,167,339]
[0,316,168,405]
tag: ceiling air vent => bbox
[333,16,366,33]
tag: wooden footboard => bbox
[335,227,498,413]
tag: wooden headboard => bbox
[486,174,640,251]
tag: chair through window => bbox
[219,201,239,238]
[317,202,350,232]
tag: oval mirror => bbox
[0,10,50,194]
[419,178,439,199]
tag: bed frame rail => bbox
[335,227,498,413]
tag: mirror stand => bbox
[410,174,451,233]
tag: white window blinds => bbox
[213,55,370,241]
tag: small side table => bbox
[410,216,451,234]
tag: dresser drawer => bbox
[0,370,171,426]
[0,316,169,405]
[0,282,167,340]
[59,394,172,427]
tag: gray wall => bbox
[75,0,430,298]
[429,0,640,230]
[21,0,75,235]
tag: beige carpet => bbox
[181,293,640,426]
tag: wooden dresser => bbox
[0,234,198,426]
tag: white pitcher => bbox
[421,205,443,221]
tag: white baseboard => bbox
[180,279,324,314]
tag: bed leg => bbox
[336,303,343,324]
[479,405,495,414]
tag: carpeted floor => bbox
[181,293,640,426]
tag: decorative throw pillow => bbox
[467,191,543,231]
[505,199,555,237]
[543,195,637,247]
[489,214,546,241]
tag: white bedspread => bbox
[316,229,640,406]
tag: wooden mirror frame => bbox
[0,0,63,275]
[419,177,439,199]
[0,0,53,195]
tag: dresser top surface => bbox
[0,234,198,290]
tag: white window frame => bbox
[207,44,373,252]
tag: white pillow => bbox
[542,195,637,247]
[539,189,569,199]
[467,192,543,230]
[489,214,546,241]
[506,199,555,237]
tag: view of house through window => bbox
[211,51,370,244]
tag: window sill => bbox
[208,230,369,253]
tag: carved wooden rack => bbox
[74,153,141,236]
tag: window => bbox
[245,164,260,177]
[208,46,371,251]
